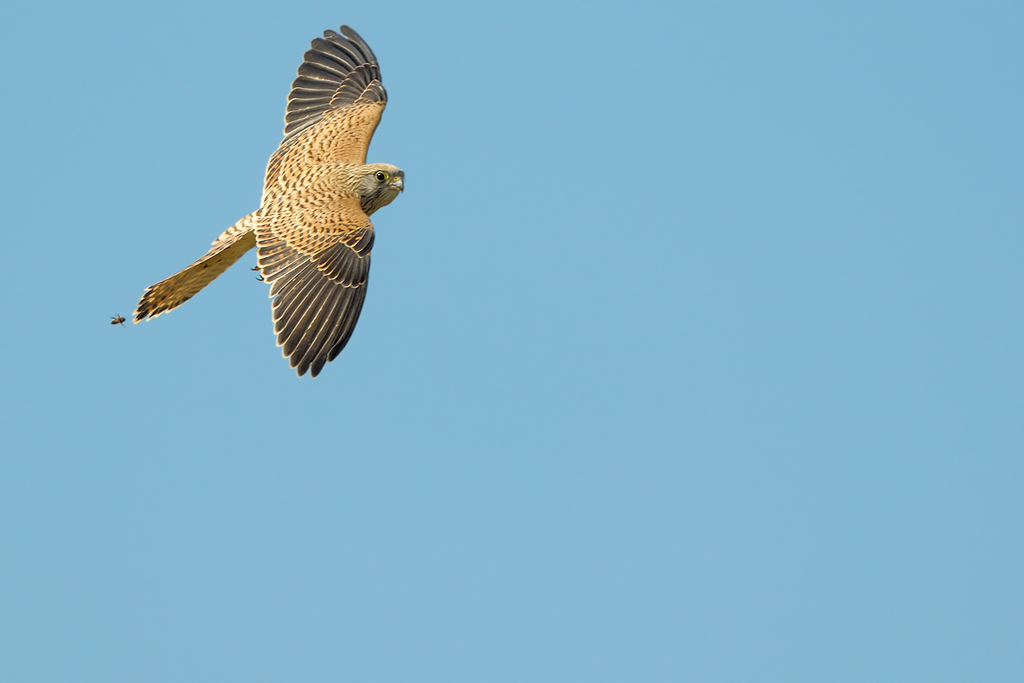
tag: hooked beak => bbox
[393,176,404,193]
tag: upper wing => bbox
[263,26,387,200]
[255,198,374,377]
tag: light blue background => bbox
[1,1,1021,681]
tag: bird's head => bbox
[357,163,404,215]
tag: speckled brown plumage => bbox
[134,25,404,377]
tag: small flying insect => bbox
[111,314,127,327]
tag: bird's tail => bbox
[134,212,259,322]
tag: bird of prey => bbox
[134,25,403,377]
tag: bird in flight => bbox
[134,25,403,377]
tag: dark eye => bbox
[375,171,387,181]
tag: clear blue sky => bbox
[1,1,1021,681]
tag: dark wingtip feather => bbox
[337,25,378,65]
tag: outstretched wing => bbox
[255,199,374,377]
[263,26,387,201]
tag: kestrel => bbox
[134,25,403,377]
